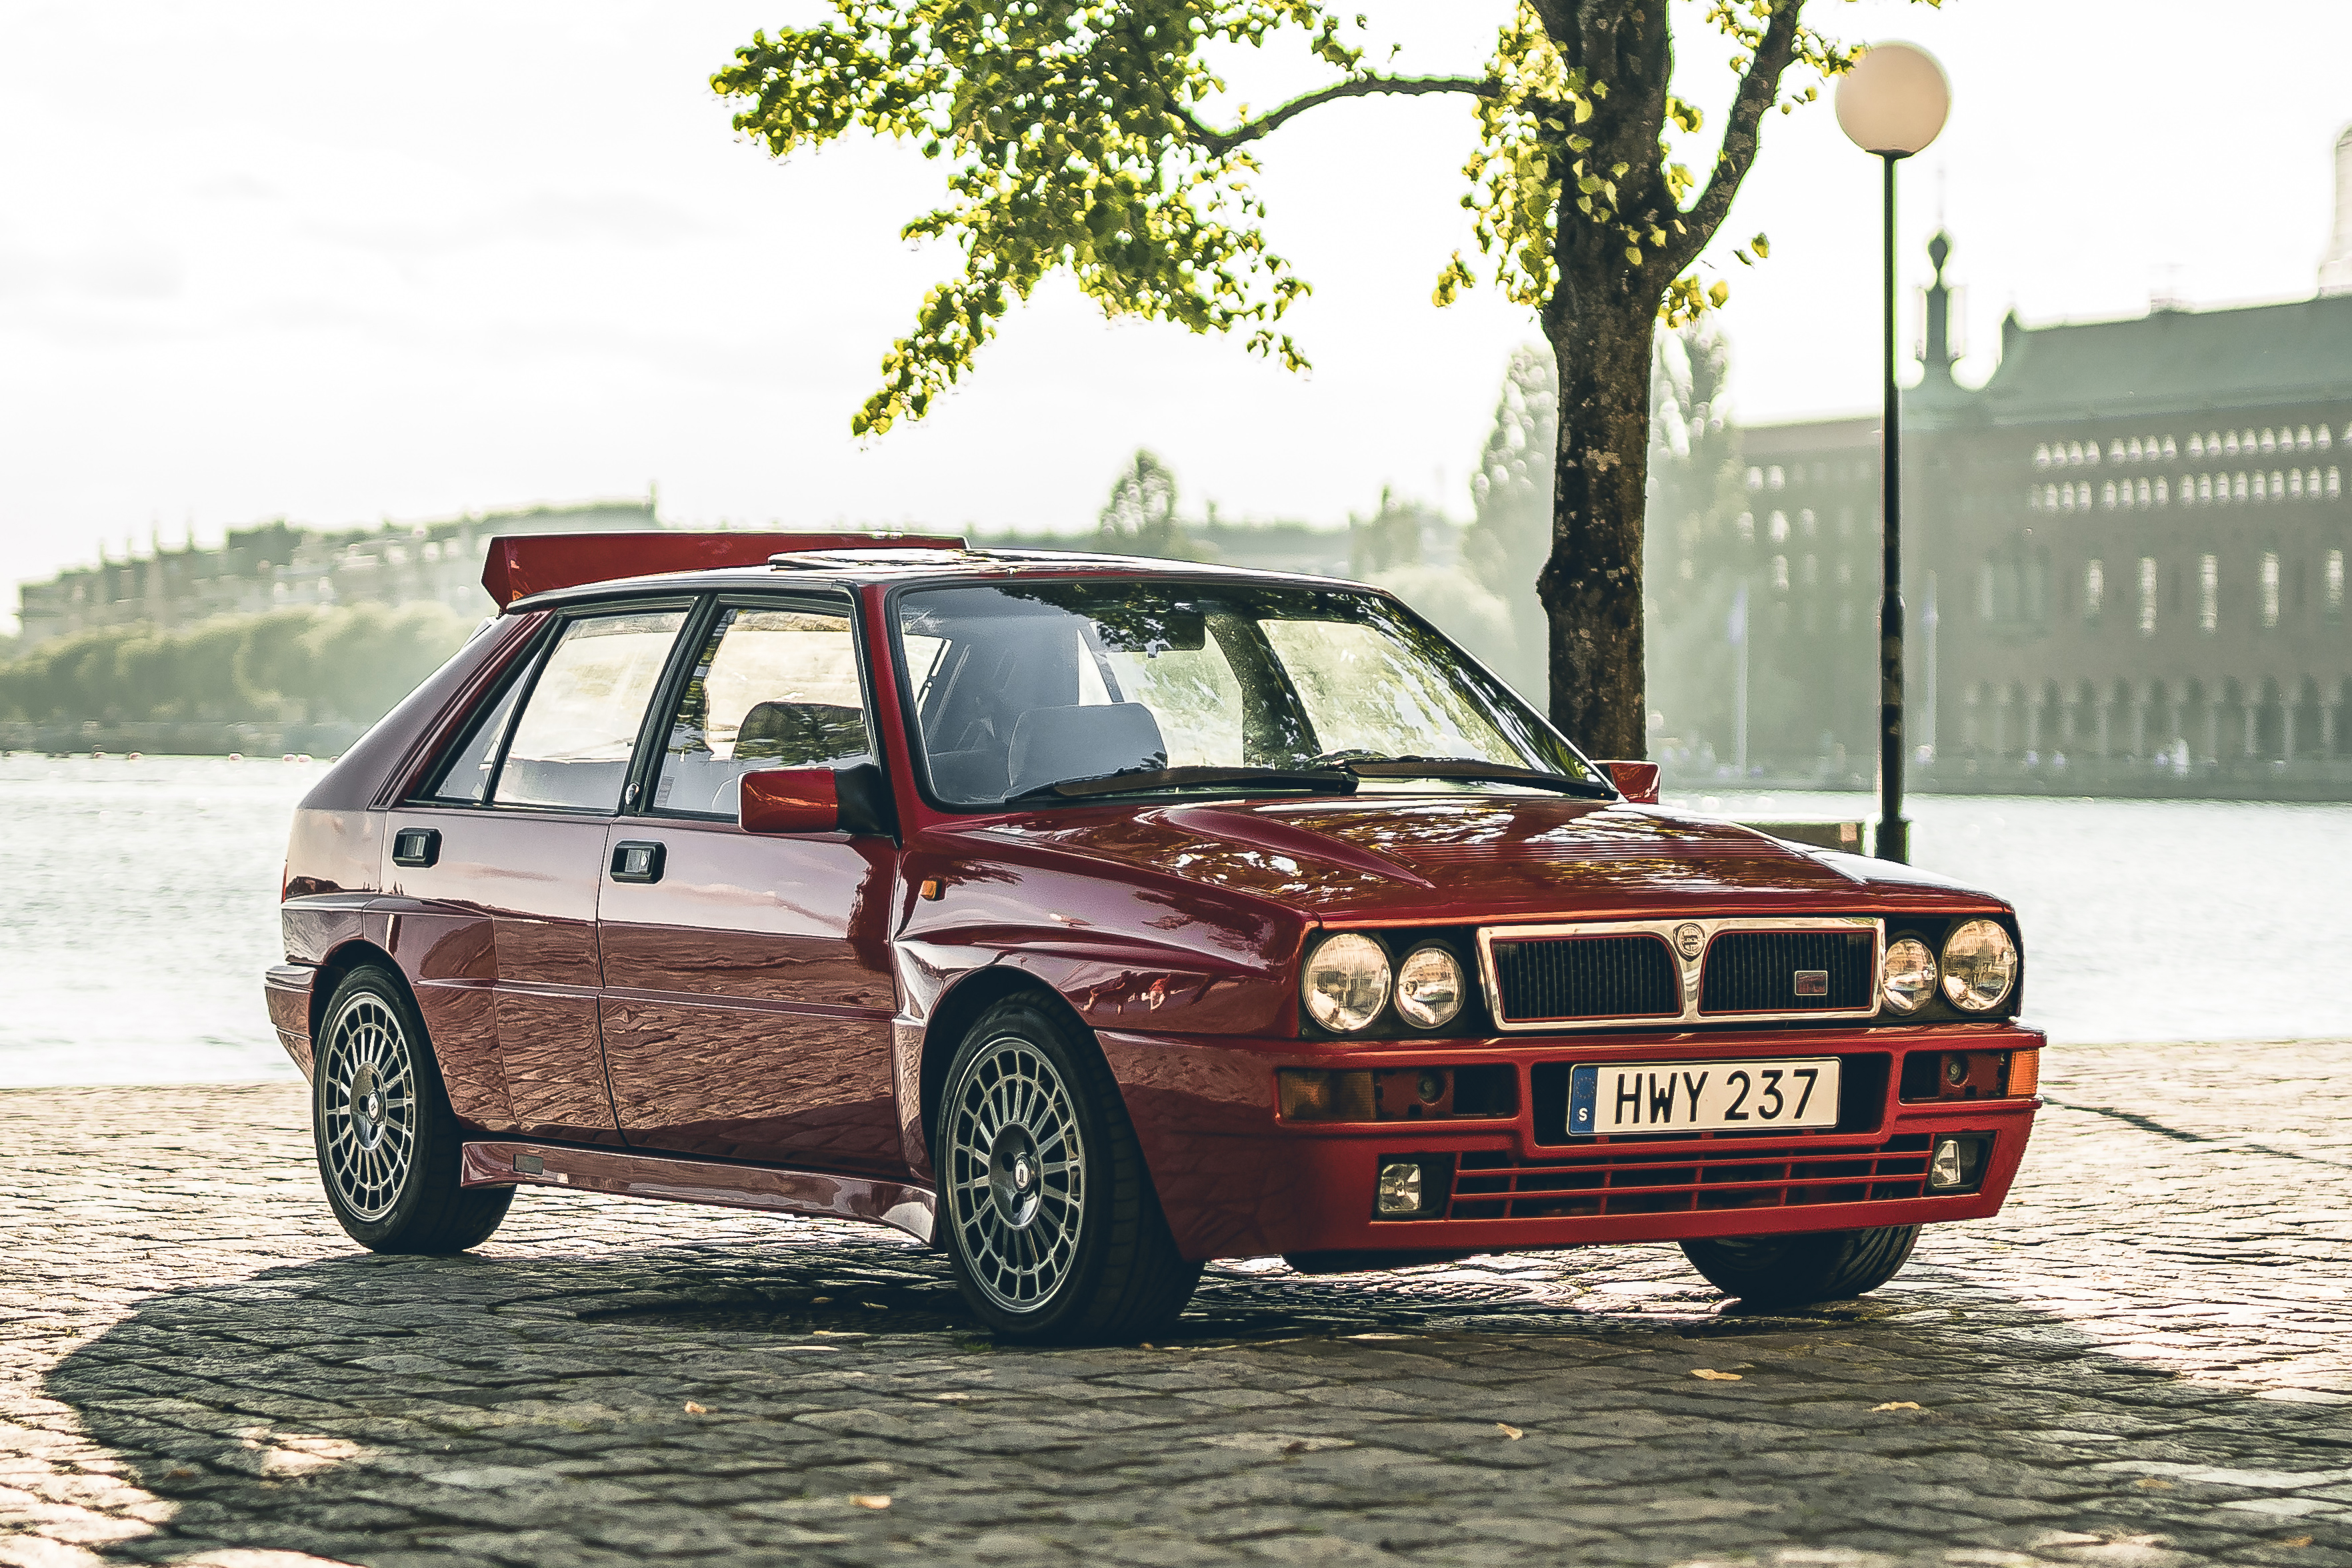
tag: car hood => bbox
[957,794,2005,922]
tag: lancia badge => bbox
[1674,922,1705,959]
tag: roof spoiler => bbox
[480,531,967,609]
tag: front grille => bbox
[1700,930,1875,1013]
[1491,935,1679,1025]
[1447,1132,1937,1221]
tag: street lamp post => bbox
[1836,42,1949,864]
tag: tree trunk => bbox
[1540,275,1659,761]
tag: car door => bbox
[383,602,693,1145]
[595,595,903,1175]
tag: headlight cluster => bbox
[1879,919,2019,1014]
[1302,934,1466,1033]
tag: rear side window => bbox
[651,604,871,817]
[491,609,687,812]
[421,671,527,805]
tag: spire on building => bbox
[1921,229,1959,386]
[2321,124,2352,295]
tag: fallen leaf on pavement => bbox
[1497,1423,1523,1439]
[1871,1401,1921,1412]
[1691,1369,1743,1381]
[683,1402,707,1415]
[851,1495,893,1510]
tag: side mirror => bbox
[740,769,839,833]
[1598,759,1661,805]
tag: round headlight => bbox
[1302,933,1390,1032]
[1940,919,2019,1013]
[1881,937,1939,1013]
[1395,945,1466,1029]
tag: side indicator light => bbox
[1279,1069,1375,1122]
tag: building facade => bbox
[15,499,657,648]
[1729,136,2352,793]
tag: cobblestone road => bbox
[4,1040,2349,1568]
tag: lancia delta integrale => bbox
[266,533,2040,1342]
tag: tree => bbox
[717,1,1889,755]
[1096,449,1197,557]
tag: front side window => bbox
[650,603,872,816]
[493,609,688,811]
[895,580,1593,808]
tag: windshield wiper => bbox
[1321,755,1613,797]
[1006,765,1359,803]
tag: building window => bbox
[2223,431,2239,455]
[2299,425,2315,449]
[2137,477,2152,506]
[2199,554,2219,632]
[2233,472,2249,501]
[1769,510,1789,543]
[1737,511,1755,541]
[2138,557,2158,636]
[2188,433,2205,458]
[1772,555,1790,591]
[2261,428,2277,453]
[2271,469,2285,497]
[1799,508,1817,536]
[2034,443,2051,468]
[2331,467,2343,497]
[2155,477,2169,505]
[2067,441,2084,465]
[2085,559,2105,621]
[2291,469,2306,499]
[1767,465,1785,490]
[2109,439,2127,462]
[1745,467,1763,491]
[2101,481,2117,509]
[2319,425,2334,449]
[2261,552,2281,628]
[2126,437,2144,461]
[2329,550,2345,619]
[2197,473,2213,503]
[2163,435,2178,458]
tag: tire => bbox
[933,995,1201,1343]
[1679,1224,1921,1306]
[312,964,511,1253]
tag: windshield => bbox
[894,579,1599,807]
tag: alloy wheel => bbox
[944,1035,1088,1313]
[317,991,419,1223]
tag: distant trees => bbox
[1096,450,1199,559]
[0,603,473,728]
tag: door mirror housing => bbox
[740,769,839,834]
[1598,760,1661,804]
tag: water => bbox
[1,757,2345,1087]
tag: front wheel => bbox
[934,996,1200,1343]
[313,965,511,1253]
[1679,1225,1920,1305]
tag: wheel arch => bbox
[918,965,1097,1157]
[309,940,432,1073]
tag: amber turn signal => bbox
[1279,1069,1375,1122]
[2005,1047,2040,1097]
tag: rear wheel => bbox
[1679,1225,1920,1305]
[312,965,511,1253]
[934,996,1200,1343]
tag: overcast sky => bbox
[7,1,2352,631]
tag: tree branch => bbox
[1185,75,1501,156]
[1661,1,1805,277]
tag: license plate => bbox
[1567,1057,1841,1135]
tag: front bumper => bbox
[1097,1020,2043,1263]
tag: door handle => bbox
[610,841,665,884]
[391,827,441,868]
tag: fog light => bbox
[1375,1160,1425,1216]
[1929,1137,1965,1189]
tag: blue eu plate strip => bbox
[1568,1065,1598,1135]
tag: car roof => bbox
[503,547,1378,614]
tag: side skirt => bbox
[459,1141,936,1243]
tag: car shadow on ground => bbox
[38,1219,2352,1568]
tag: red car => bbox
[268,533,2040,1342]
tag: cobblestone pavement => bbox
[4,1041,2349,1568]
